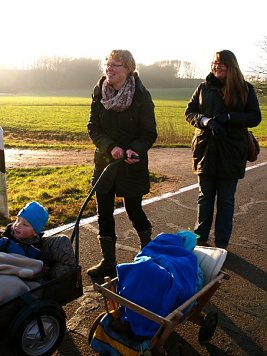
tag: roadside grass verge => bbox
[0,166,165,230]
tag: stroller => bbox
[0,235,83,356]
[0,193,92,356]
[0,158,123,356]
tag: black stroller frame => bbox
[0,231,82,356]
[0,159,122,356]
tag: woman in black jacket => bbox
[185,49,261,249]
[87,50,157,277]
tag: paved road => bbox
[51,158,267,355]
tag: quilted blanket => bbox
[0,252,43,305]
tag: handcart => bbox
[0,158,123,356]
[89,246,230,355]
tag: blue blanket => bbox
[116,232,202,338]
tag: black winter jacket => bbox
[87,73,157,196]
[185,73,261,179]
[0,223,42,258]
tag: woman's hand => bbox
[111,146,125,160]
[213,113,230,125]
[207,119,227,137]
[125,149,140,164]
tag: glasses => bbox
[212,61,227,68]
[105,63,124,69]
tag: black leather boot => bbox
[87,236,116,277]
[137,228,152,248]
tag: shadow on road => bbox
[224,251,267,292]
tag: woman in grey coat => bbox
[87,50,157,277]
[185,49,261,249]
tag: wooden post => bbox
[0,127,9,218]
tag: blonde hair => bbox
[213,50,248,108]
[102,50,136,75]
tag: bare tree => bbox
[246,36,267,97]
[179,61,196,79]
[250,36,267,77]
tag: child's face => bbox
[12,216,36,240]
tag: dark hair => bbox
[214,50,248,108]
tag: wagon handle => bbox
[70,157,125,262]
[93,282,175,328]
[167,271,229,319]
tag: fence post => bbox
[0,127,9,218]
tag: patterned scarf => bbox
[101,75,135,112]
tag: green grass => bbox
[1,93,265,148]
[0,166,164,230]
[149,88,196,100]
[154,100,195,145]
[252,103,267,143]
[2,165,93,228]
[0,96,91,149]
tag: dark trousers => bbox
[96,187,151,239]
[194,174,238,248]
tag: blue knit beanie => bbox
[18,201,49,234]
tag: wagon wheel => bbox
[9,300,66,356]
[163,331,183,356]
[88,312,106,345]
[165,342,182,356]
[198,311,218,346]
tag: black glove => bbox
[207,119,227,137]
[213,113,230,125]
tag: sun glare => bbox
[0,0,265,72]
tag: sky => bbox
[0,0,266,75]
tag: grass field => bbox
[0,89,266,229]
[0,94,196,148]
[1,90,266,148]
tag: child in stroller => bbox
[0,202,82,356]
[0,201,77,305]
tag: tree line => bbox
[1,52,266,94]
[0,57,203,93]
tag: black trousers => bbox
[96,187,151,238]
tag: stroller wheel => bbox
[198,311,218,346]
[88,312,106,345]
[9,300,66,356]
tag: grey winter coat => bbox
[88,73,157,196]
[185,73,261,179]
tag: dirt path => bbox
[5,147,192,173]
[5,147,267,194]
[4,147,195,194]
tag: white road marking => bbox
[45,162,267,237]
